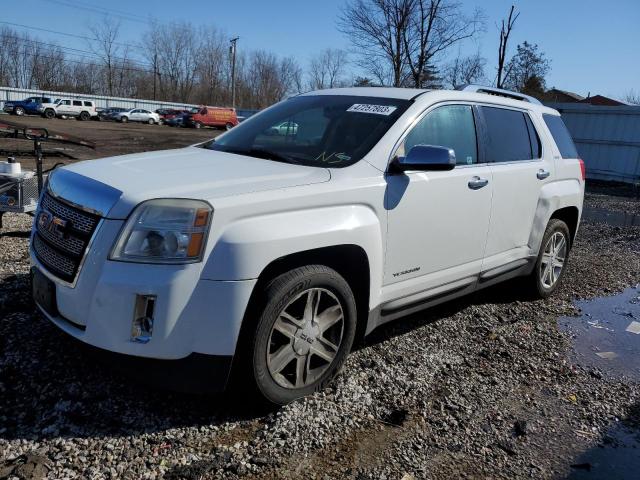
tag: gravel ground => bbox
[1,194,640,480]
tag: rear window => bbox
[83,101,93,107]
[543,114,578,159]
[481,106,537,162]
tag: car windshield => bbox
[205,95,410,168]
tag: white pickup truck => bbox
[30,86,584,405]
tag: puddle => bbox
[558,286,640,380]
[566,424,640,479]
[582,207,640,227]
[560,287,640,478]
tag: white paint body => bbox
[30,88,584,364]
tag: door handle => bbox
[537,169,551,180]
[468,176,489,190]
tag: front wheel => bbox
[225,122,234,131]
[193,121,202,129]
[14,106,25,116]
[527,219,571,298]
[43,109,55,119]
[246,265,357,405]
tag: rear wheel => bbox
[526,218,571,298]
[147,118,154,125]
[120,116,128,123]
[14,106,24,116]
[244,265,357,406]
[78,111,90,121]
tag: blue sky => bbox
[3,0,639,98]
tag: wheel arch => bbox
[550,206,580,245]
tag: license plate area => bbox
[31,267,59,317]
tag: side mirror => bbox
[391,144,456,172]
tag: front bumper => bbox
[30,219,257,361]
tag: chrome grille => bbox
[33,192,101,283]
[40,193,98,234]
[32,235,76,278]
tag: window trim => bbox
[388,101,484,171]
[476,104,546,165]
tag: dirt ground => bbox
[0,114,219,171]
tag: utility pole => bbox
[230,37,239,109]
[153,52,158,100]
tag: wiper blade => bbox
[225,147,300,164]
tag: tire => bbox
[78,111,90,121]
[120,116,128,123]
[243,265,357,406]
[14,106,25,116]
[43,109,55,119]
[225,122,234,131]
[526,218,571,299]
[147,118,154,125]
[194,121,202,129]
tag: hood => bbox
[55,146,331,218]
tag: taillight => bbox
[578,159,586,181]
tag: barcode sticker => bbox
[346,104,397,116]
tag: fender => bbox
[528,178,583,253]
[201,204,384,309]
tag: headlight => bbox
[110,199,212,264]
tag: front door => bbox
[385,104,493,299]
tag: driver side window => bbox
[400,104,478,165]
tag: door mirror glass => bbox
[393,145,456,172]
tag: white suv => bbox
[39,98,98,120]
[30,86,584,404]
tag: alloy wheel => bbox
[267,288,344,389]
[539,231,567,288]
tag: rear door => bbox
[385,103,493,297]
[480,105,554,272]
[71,100,83,116]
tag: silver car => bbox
[112,108,161,125]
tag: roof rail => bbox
[456,84,542,105]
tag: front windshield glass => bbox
[205,95,411,168]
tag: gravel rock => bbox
[0,192,639,479]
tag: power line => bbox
[43,0,149,24]
[0,20,146,52]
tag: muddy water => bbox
[560,287,640,478]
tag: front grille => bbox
[33,192,101,283]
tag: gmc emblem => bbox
[37,211,68,239]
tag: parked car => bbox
[30,85,584,405]
[184,106,238,129]
[155,109,187,124]
[3,96,54,116]
[96,107,128,121]
[112,108,161,124]
[39,98,98,120]
[165,113,189,127]
[268,121,298,136]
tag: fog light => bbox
[131,294,156,344]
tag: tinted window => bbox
[482,106,533,162]
[73,100,82,106]
[524,114,541,158]
[42,97,53,103]
[207,95,411,168]
[403,105,478,165]
[83,101,93,106]
[543,114,578,158]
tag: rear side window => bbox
[543,114,578,158]
[73,100,82,106]
[481,106,535,162]
[83,101,93,107]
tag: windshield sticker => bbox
[347,104,397,116]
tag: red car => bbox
[155,109,189,124]
[185,106,239,130]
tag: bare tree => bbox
[88,16,123,96]
[338,0,413,87]
[444,51,486,88]
[624,90,640,105]
[496,5,519,89]
[402,0,484,88]
[308,48,349,90]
